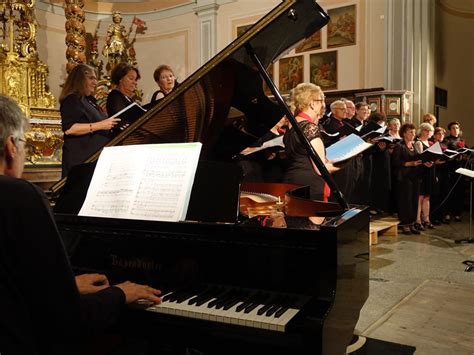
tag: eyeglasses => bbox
[15,137,38,163]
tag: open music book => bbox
[110,102,147,132]
[79,143,202,222]
[419,142,443,162]
[325,134,372,163]
[239,135,285,156]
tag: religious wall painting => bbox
[327,5,356,48]
[310,51,337,90]
[278,56,304,94]
[367,97,381,113]
[386,97,401,115]
[236,24,253,38]
[295,30,321,53]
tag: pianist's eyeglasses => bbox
[15,137,39,164]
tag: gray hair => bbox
[388,118,400,126]
[417,122,434,135]
[0,95,29,157]
[330,100,345,110]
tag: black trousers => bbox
[396,177,420,226]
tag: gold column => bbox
[64,0,85,73]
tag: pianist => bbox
[60,64,121,177]
[0,94,161,355]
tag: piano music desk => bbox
[369,218,399,245]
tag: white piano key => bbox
[143,287,307,333]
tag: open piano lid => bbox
[50,0,329,197]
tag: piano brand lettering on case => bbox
[110,254,161,272]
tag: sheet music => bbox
[325,134,372,163]
[79,143,202,222]
[456,168,474,178]
[239,135,284,156]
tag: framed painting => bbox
[309,51,337,90]
[327,5,356,48]
[295,30,321,53]
[367,97,381,113]
[278,56,303,94]
[386,97,401,115]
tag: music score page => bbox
[79,143,202,222]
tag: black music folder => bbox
[111,102,147,132]
[419,142,443,162]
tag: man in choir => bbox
[442,121,466,222]
[0,94,161,355]
[349,101,370,128]
[341,98,356,120]
[321,100,357,203]
[323,100,347,136]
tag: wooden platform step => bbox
[370,218,399,245]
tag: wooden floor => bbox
[356,213,474,354]
[363,279,474,354]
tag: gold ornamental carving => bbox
[0,0,56,115]
[0,0,61,167]
[64,0,86,73]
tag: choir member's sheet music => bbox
[79,143,202,222]
[325,134,372,163]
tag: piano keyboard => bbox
[137,286,309,332]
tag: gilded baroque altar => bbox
[0,0,62,171]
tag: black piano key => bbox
[175,285,206,304]
[222,290,248,311]
[190,286,222,306]
[257,295,282,316]
[274,296,297,318]
[214,289,239,309]
[208,289,233,308]
[236,292,261,312]
[264,295,287,317]
[243,292,269,314]
[274,306,289,318]
[162,290,178,302]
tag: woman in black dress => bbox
[430,127,448,225]
[414,123,435,230]
[283,83,339,201]
[60,64,121,177]
[106,62,140,116]
[392,123,423,234]
[150,64,178,102]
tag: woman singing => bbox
[60,64,120,177]
[283,83,338,201]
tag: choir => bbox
[320,105,470,235]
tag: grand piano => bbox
[51,1,369,354]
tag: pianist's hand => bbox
[115,281,162,304]
[75,273,110,294]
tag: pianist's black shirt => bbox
[0,175,125,355]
